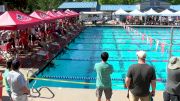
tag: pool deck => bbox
[2,87,164,101]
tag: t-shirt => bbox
[3,69,10,92]
[7,70,27,96]
[127,64,156,96]
[166,68,180,95]
[94,62,113,88]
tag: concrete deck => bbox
[3,87,164,101]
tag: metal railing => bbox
[27,69,55,99]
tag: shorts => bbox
[163,91,180,101]
[11,94,28,101]
[129,91,151,101]
[96,88,112,99]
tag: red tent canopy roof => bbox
[30,10,55,22]
[57,11,73,18]
[64,9,79,16]
[70,10,79,16]
[0,11,41,30]
[46,11,64,19]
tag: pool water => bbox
[30,26,180,90]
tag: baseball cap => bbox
[136,51,146,59]
[168,57,180,69]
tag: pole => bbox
[169,27,174,60]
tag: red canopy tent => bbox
[0,11,41,30]
[64,9,79,17]
[57,11,75,18]
[30,10,55,22]
[46,11,64,19]
[70,10,79,16]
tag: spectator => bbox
[7,59,30,101]
[163,57,180,101]
[3,59,13,100]
[125,51,156,101]
[94,52,113,101]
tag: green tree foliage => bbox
[25,0,64,12]
[1,0,27,11]
[98,0,141,5]
[168,0,180,4]
[2,0,180,12]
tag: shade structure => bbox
[70,10,79,16]
[64,9,78,17]
[159,9,174,16]
[0,11,41,30]
[129,9,144,16]
[114,8,128,15]
[171,10,180,16]
[80,11,103,15]
[57,11,72,18]
[46,11,63,19]
[30,10,55,22]
[64,9,79,16]
[144,8,160,16]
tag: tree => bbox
[2,0,28,11]
[168,0,180,4]
[98,0,141,5]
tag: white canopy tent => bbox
[159,9,174,16]
[144,8,160,16]
[173,11,180,16]
[113,8,128,15]
[129,9,144,16]
[80,11,104,15]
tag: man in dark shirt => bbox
[125,51,156,101]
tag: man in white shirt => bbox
[7,59,30,101]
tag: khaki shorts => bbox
[129,91,151,101]
[96,88,112,99]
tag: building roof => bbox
[100,5,139,11]
[170,5,180,11]
[58,2,97,9]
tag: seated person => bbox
[19,37,29,51]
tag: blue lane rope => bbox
[40,76,167,82]
[56,58,168,62]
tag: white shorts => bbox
[11,94,28,101]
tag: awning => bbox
[0,11,41,30]
[80,11,103,15]
[30,10,56,22]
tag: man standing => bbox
[7,59,30,101]
[163,57,180,101]
[125,51,156,101]
[94,52,113,101]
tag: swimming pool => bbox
[30,26,180,90]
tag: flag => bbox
[149,37,153,46]
[155,40,159,51]
[146,36,149,44]
[142,34,145,40]
[161,42,165,53]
